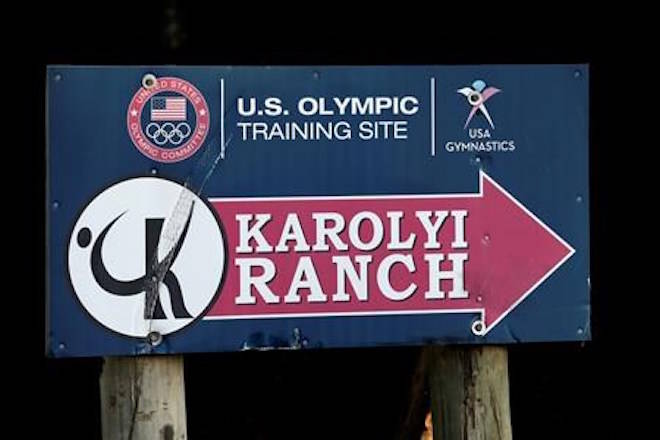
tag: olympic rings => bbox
[145,122,192,146]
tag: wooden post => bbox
[100,356,187,440]
[427,346,512,440]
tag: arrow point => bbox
[471,172,575,333]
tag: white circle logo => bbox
[68,177,225,337]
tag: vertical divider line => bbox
[431,77,436,156]
[221,78,225,157]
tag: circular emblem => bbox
[68,177,225,337]
[127,76,210,163]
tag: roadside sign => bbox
[47,66,589,357]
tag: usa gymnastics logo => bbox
[127,75,210,163]
[445,79,515,153]
[457,79,501,129]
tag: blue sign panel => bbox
[47,66,589,357]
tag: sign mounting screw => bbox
[147,331,163,347]
[142,73,157,89]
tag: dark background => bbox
[18,3,640,438]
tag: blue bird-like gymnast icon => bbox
[457,79,501,129]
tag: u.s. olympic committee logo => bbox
[127,76,210,163]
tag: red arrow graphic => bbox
[205,171,574,336]
[462,171,575,334]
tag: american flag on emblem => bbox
[150,96,187,121]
